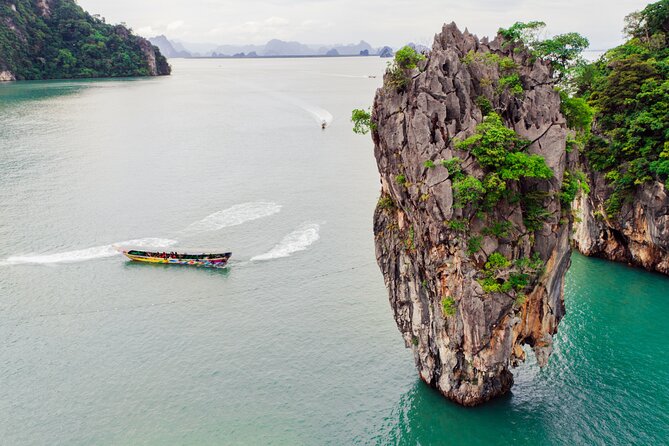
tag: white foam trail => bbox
[299,102,334,126]
[226,78,334,126]
[185,202,282,232]
[251,223,321,262]
[5,238,177,265]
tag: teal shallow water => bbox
[1,59,668,445]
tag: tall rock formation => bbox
[371,23,572,405]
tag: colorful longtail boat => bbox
[118,248,232,269]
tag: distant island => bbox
[147,35,427,59]
[0,0,170,81]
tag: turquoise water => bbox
[1,59,667,445]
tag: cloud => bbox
[209,16,292,42]
[79,0,650,49]
[166,20,185,31]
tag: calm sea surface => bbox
[1,58,667,445]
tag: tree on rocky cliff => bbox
[574,0,669,215]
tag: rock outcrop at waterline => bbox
[371,23,572,405]
[573,169,669,274]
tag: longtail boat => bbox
[117,248,232,269]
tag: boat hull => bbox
[120,251,231,269]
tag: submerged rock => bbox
[371,23,572,405]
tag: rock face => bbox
[573,167,669,274]
[371,23,572,405]
[0,70,15,81]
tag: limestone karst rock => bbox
[371,23,572,405]
[573,169,669,274]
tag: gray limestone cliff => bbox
[371,23,572,405]
[573,165,669,274]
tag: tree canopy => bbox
[0,0,169,80]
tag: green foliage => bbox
[441,297,457,317]
[467,235,483,256]
[385,62,410,92]
[573,0,669,215]
[457,113,527,168]
[514,293,527,306]
[534,33,590,78]
[522,191,552,231]
[383,45,425,92]
[453,113,553,217]
[479,252,544,295]
[499,152,554,181]
[485,252,511,270]
[624,0,669,39]
[475,96,494,116]
[453,176,485,208]
[419,193,430,202]
[377,195,395,210]
[442,157,464,180]
[559,91,594,131]
[394,45,426,69]
[498,21,588,84]
[482,221,512,238]
[446,219,468,232]
[0,0,169,80]
[424,160,436,169]
[560,170,590,206]
[351,108,376,135]
[463,51,524,95]
[395,174,407,186]
[498,21,546,43]
[498,73,524,95]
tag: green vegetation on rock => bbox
[571,0,669,215]
[351,108,376,135]
[0,0,169,80]
[452,113,553,214]
[441,296,456,317]
[384,45,425,92]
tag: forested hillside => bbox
[0,0,170,80]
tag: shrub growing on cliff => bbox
[498,21,589,84]
[351,108,375,134]
[467,236,483,256]
[395,174,407,186]
[453,176,485,208]
[560,170,590,206]
[442,158,464,180]
[377,195,395,210]
[395,46,426,69]
[441,297,457,317]
[453,113,554,216]
[384,46,426,92]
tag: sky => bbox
[77,0,651,50]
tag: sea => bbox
[1,58,667,445]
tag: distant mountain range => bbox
[147,36,426,58]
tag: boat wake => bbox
[251,222,321,262]
[184,202,282,232]
[296,101,334,126]
[4,238,177,265]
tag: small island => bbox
[0,0,170,81]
